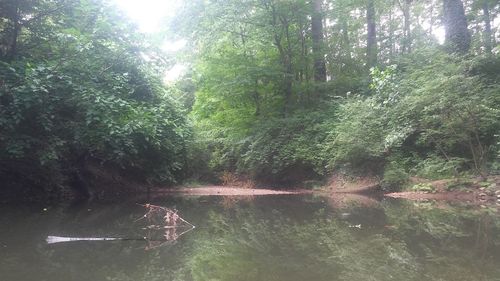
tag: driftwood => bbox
[46,203,195,250]
[47,236,123,244]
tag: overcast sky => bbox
[112,0,186,82]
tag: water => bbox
[1,194,499,281]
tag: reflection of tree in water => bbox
[9,200,498,281]
[327,193,381,209]
[220,195,255,210]
[382,201,500,281]
[173,207,419,281]
[171,202,500,281]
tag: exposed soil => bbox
[385,191,475,201]
[149,176,500,206]
[385,176,500,203]
[153,186,310,196]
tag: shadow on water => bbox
[0,194,499,281]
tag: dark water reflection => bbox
[1,195,499,281]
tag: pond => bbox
[1,194,499,281]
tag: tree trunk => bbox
[283,16,293,114]
[443,0,470,53]
[2,0,21,62]
[396,0,412,54]
[403,0,412,53]
[429,3,434,36]
[311,0,326,82]
[482,1,492,54]
[366,0,377,68]
[6,20,20,62]
[342,19,351,61]
[389,1,395,59]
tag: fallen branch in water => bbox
[46,203,195,249]
[46,236,127,244]
[135,203,195,229]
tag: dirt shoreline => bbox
[151,175,500,204]
[153,186,311,196]
[385,176,500,202]
[157,186,492,204]
[384,191,475,201]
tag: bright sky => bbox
[112,0,180,33]
[113,0,186,82]
[433,27,446,44]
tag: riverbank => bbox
[384,176,500,203]
[152,186,309,196]
[3,174,498,204]
[315,174,500,205]
[148,176,496,205]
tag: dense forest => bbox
[1,0,499,200]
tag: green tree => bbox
[0,0,190,199]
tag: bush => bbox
[0,1,190,198]
[192,109,335,184]
[381,166,409,192]
[411,183,436,193]
[411,156,466,180]
[327,65,409,175]
[328,49,500,179]
[238,111,333,183]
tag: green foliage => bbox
[175,0,500,185]
[445,179,474,191]
[327,65,407,174]
[328,50,500,180]
[397,51,500,175]
[193,109,335,184]
[411,156,465,180]
[411,183,436,193]
[382,166,409,192]
[0,0,190,197]
[3,0,500,197]
[238,111,333,183]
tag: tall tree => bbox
[0,0,72,62]
[1,0,26,61]
[311,0,326,81]
[397,0,412,54]
[443,0,471,53]
[0,0,190,196]
[366,0,377,67]
[267,1,294,114]
[482,0,493,53]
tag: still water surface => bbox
[1,195,499,281]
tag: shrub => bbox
[328,49,500,179]
[238,111,333,183]
[411,156,466,180]
[381,166,409,192]
[411,183,436,193]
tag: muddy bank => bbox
[385,191,475,201]
[153,186,310,196]
[385,176,500,203]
